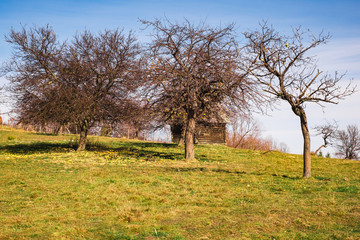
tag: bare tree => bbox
[244,22,355,177]
[141,19,259,161]
[227,114,261,148]
[106,99,153,139]
[4,25,68,133]
[227,114,287,152]
[0,85,5,104]
[335,125,360,160]
[313,121,338,155]
[5,25,141,150]
[0,85,8,124]
[277,142,289,153]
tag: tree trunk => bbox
[53,124,63,135]
[178,127,185,145]
[135,129,139,139]
[185,114,196,161]
[77,121,89,151]
[314,144,326,156]
[299,111,311,178]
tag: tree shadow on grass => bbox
[126,141,178,149]
[82,140,183,161]
[0,140,183,161]
[114,146,183,161]
[0,141,302,179]
[33,132,58,136]
[0,142,76,154]
[162,166,302,179]
[163,166,248,174]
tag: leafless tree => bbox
[0,85,5,104]
[4,25,141,150]
[4,25,68,133]
[277,142,289,153]
[106,99,153,139]
[227,114,261,148]
[243,22,355,177]
[335,125,360,160]
[313,121,338,155]
[141,18,260,161]
[226,114,288,152]
[0,85,8,123]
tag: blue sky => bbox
[0,0,359,154]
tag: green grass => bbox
[0,127,359,239]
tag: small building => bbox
[171,118,228,144]
[195,121,227,144]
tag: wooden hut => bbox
[170,115,228,144]
[195,121,226,144]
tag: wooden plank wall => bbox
[171,122,226,144]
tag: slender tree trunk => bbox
[53,123,63,135]
[299,111,311,178]
[185,113,196,161]
[314,144,326,156]
[135,129,139,139]
[77,120,90,151]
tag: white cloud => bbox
[314,38,360,78]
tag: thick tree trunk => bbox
[299,112,311,178]
[77,128,88,151]
[185,115,196,161]
[77,121,89,151]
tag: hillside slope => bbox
[0,128,359,239]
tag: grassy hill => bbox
[0,127,359,239]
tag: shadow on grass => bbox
[125,141,178,149]
[83,140,183,161]
[271,174,301,180]
[0,142,76,154]
[162,166,302,179]
[0,141,303,179]
[33,132,59,136]
[0,140,183,161]
[164,166,248,174]
[115,146,183,160]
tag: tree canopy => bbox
[141,19,260,160]
[5,25,141,150]
[243,22,355,177]
[3,21,356,177]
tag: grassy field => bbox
[0,126,359,239]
